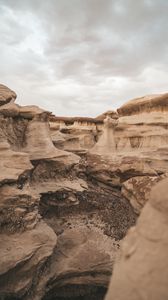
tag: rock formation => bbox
[0,85,168,300]
[0,84,17,105]
[105,178,168,300]
[121,174,167,214]
[49,111,118,153]
[88,93,168,213]
[0,84,136,300]
[90,116,118,156]
[49,115,102,154]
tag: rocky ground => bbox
[0,84,168,300]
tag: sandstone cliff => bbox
[89,93,168,213]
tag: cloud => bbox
[0,0,168,116]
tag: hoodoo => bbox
[90,116,118,156]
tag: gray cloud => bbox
[0,0,168,116]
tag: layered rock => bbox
[49,111,119,154]
[116,111,168,161]
[89,93,168,212]
[117,93,168,115]
[0,84,136,300]
[0,84,168,300]
[105,178,168,300]
[49,116,103,153]
[91,94,168,160]
[0,88,58,299]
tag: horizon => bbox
[9,87,168,118]
[1,0,168,117]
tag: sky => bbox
[0,0,168,117]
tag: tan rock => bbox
[0,84,17,106]
[0,84,167,300]
[96,110,118,120]
[121,174,167,214]
[105,178,168,300]
[89,93,168,176]
[50,120,98,153]
[117,93,168,116]
[49,114,105,153]
[0,102,47,119]
[90,116,118,156]
[0,141,32,184]
[0,183,40,232]
[0,221,57,298]
[40,226,118,299]
[23,114,80,165]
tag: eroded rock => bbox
[121,174,167,214]
[0,84,168,300]
[105,178,168,300]
[41,227,118,300]
[0,221,57,299]
[0,84,17,106]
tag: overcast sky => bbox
[0,0,168,116]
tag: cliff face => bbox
[0,85,168,300]
[116,96,168,158]
[51,94,168,178]
[91,94,168,157]
[90,94,168,213]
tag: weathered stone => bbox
[40,227,118,300]
[105,178,168,300]
[0,84,168,300]
[0,84,17,106]
[0,221,57,299]
[121,174,167,214]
